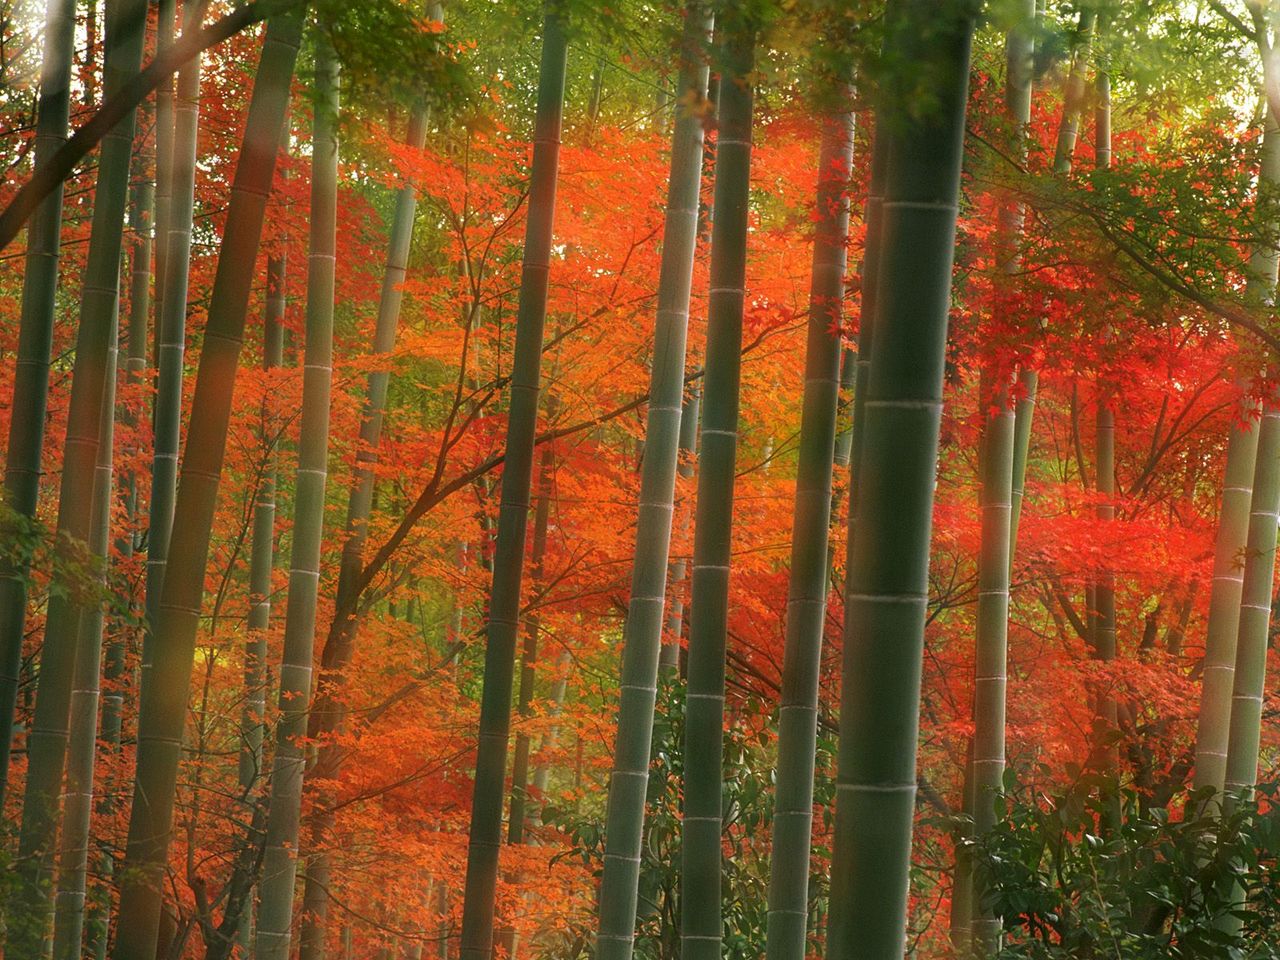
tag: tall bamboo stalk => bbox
[1220,404,1280,931]
[255,34,340,960]
[660,385,701,674]
[87,152,155,960]
[1193,87,1280,808]
[826,2,975,957]
[50,299,120,960]
[152,0,176,351]
[594,4,712,955]
[457,10,567,959]
[297,32,439,953]
[967,7,1035,953]
[0,0,77,807]
[764,90,855,960]
[8,2,147,953]
[112,9,306,957]
[145,0,205,678]
[680,22,755,960]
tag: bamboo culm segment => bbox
[660,384,701,673]
[765,98,855,960]
[112,10,306,957]
[299,70,437,960]
[1193,104,1280,808]
[826,2,975,958]
[145,0,206,677]
[968,5,1035,952]
[51,304,121,960]
[255,36,340,960]
[458,11,567,959]
[681,24,755,960]
[87,161,155,960]
[1220,405,1280,931]
[9,2,147,954]
[595,4,712,956]
[0,0,77,808]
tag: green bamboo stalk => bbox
[7,2,147,953]
[1193,103,1280,809]
[968,8,1035,953]
[87,148,154,960]
[833,348,856,469]
[508,439,556,843]
[680,22,755,960]
[1052,8,1096,175]
[457,10,567,959]
[298,52,438,957]
[112,8,306,957]
[255,34,340,960]
[659,385,701,674]
[50,296,121,960]
[825,2,975,957]
[1220,404,1280,929]
[764,91,855,960]
[241,250,286,792]
[144,0,205,678]
[496,434,556,960]
[1008,367,1038,562]
[233,245,287,959]
[594,4,712,954]
[0,0,76,808]
[151,0,176,354]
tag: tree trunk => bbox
[145,0,205,678]
[152,0,176,359]
[594,4,711,955]
[660,385,701,674]
[680,21,755,960]
[967,6,1035,954]
[255,34,340,960]
[1220,404,1280,930]
[764,90,855,960]
[50,295,121,960]
[112,8,306,957]
[8,2,147,953]
[826,2,975,957]
[87,152,155,960]
[1193,64,1280,809]
[298,38,439,954]
[457,10,567,959]
[0,0,77,808]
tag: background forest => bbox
[5,0,1280,957]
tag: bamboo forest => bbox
[13,0,1280,957]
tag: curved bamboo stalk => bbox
[111,9,306,957]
